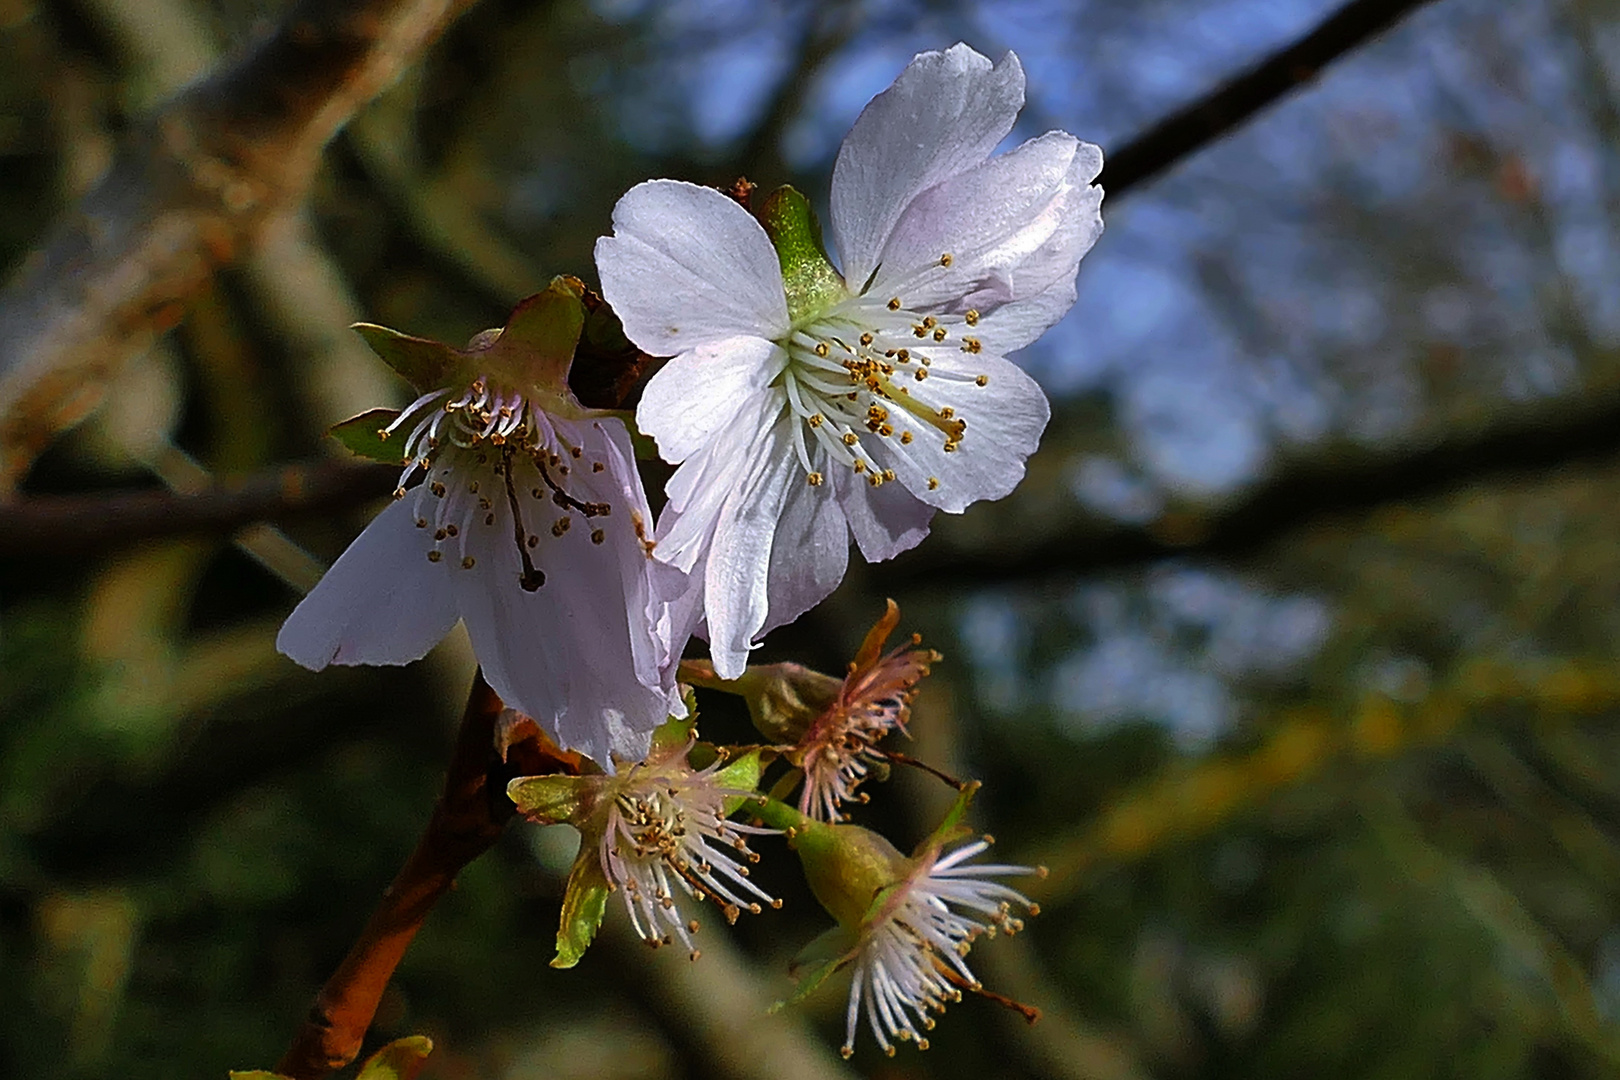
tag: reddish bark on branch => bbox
[274,673,509,1080]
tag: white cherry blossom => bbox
[597,43,1103,677]
[276,287,675,765]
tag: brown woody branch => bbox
[274,672,509,1080]
[888,381,1620,587]
[0,0,1445,560]
[0,459,395,560]
[0,0,476,492]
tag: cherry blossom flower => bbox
[596,43,1103,677]
[277,281,675,765]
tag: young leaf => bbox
[354,1035,433,1080]
[330,408,408,464]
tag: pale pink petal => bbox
[568,415,673,696]
[871,133,1103,313]
[702,420,801,678]
[835,469,936,562]
[636,336,787,463]
[277,495,459,669]
[654,390,783,574]
[875,351,1050,513]
[831,45,1024,289]
[762,447,850,636]
[596,180,790,355]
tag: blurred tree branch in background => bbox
[0,0,477,492]
[0,0,1445,565]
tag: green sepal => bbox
[552,839,611,969]
[352,323,464,393]
[649,712,697,757]
[506,774,594,826]
[490,278,586,392]
[355,1035,434,1080]
[913,780,980,858]
[771,924,856,1013]
[714,747,766,816]
[758,186,846,325]
[329,408,409,464]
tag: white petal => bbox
[453,510,572,734]
[763,449,850,635]
[970,273,1083,355]
[831,45,1024,290]
[276,495,459,669]
[655,389,783,574]
[878,351,1050,513]
[836,468,936,562]
[702,419,801,679]
[453,447,669,764]
[636,336,787,464]
[570,416,673,696]
[596,180,790,355]
[872,133,1103,313]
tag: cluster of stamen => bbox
[795,632,940,821]
[842,839,1044,1058]
[601,764,781,960]
[775,257,993,493]
[378,377,616,585]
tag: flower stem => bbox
[274,671,511,1080]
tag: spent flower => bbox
[792,599,938,820]
[597,43,1103,676]
[760,785,1042,1057]
[509,718,778,966]
[277,279,675,764]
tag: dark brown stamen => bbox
[500,449,545,591]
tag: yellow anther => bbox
[591,529,605,544]
[853,460,867,474]
[808,413,824,427]
[963,337,982,353]
[427,550,443,562]
[940,253,953,267]
[900,430,913,444]
[975,374,989,386]
[882,469,896,482]
[887,297,901,310]
[860,332,874,347]
[807,472,824,486]
[933,326,947,341]
[928,477,939,490]
[964,308,980,325]
[814,342,829,357]
[915,368,929,381]
[842,432,858,446]
[461,556,476,569]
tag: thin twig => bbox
[0,459,394,560]
[1101,0,1439,196]
[0,0,1444,559]
[274,672,510,1080]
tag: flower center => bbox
[380,376,616,583]
[774,264,991,493]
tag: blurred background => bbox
[3,0,1620,1076]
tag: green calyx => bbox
[758,186,847,326]
[766,805,911,931]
